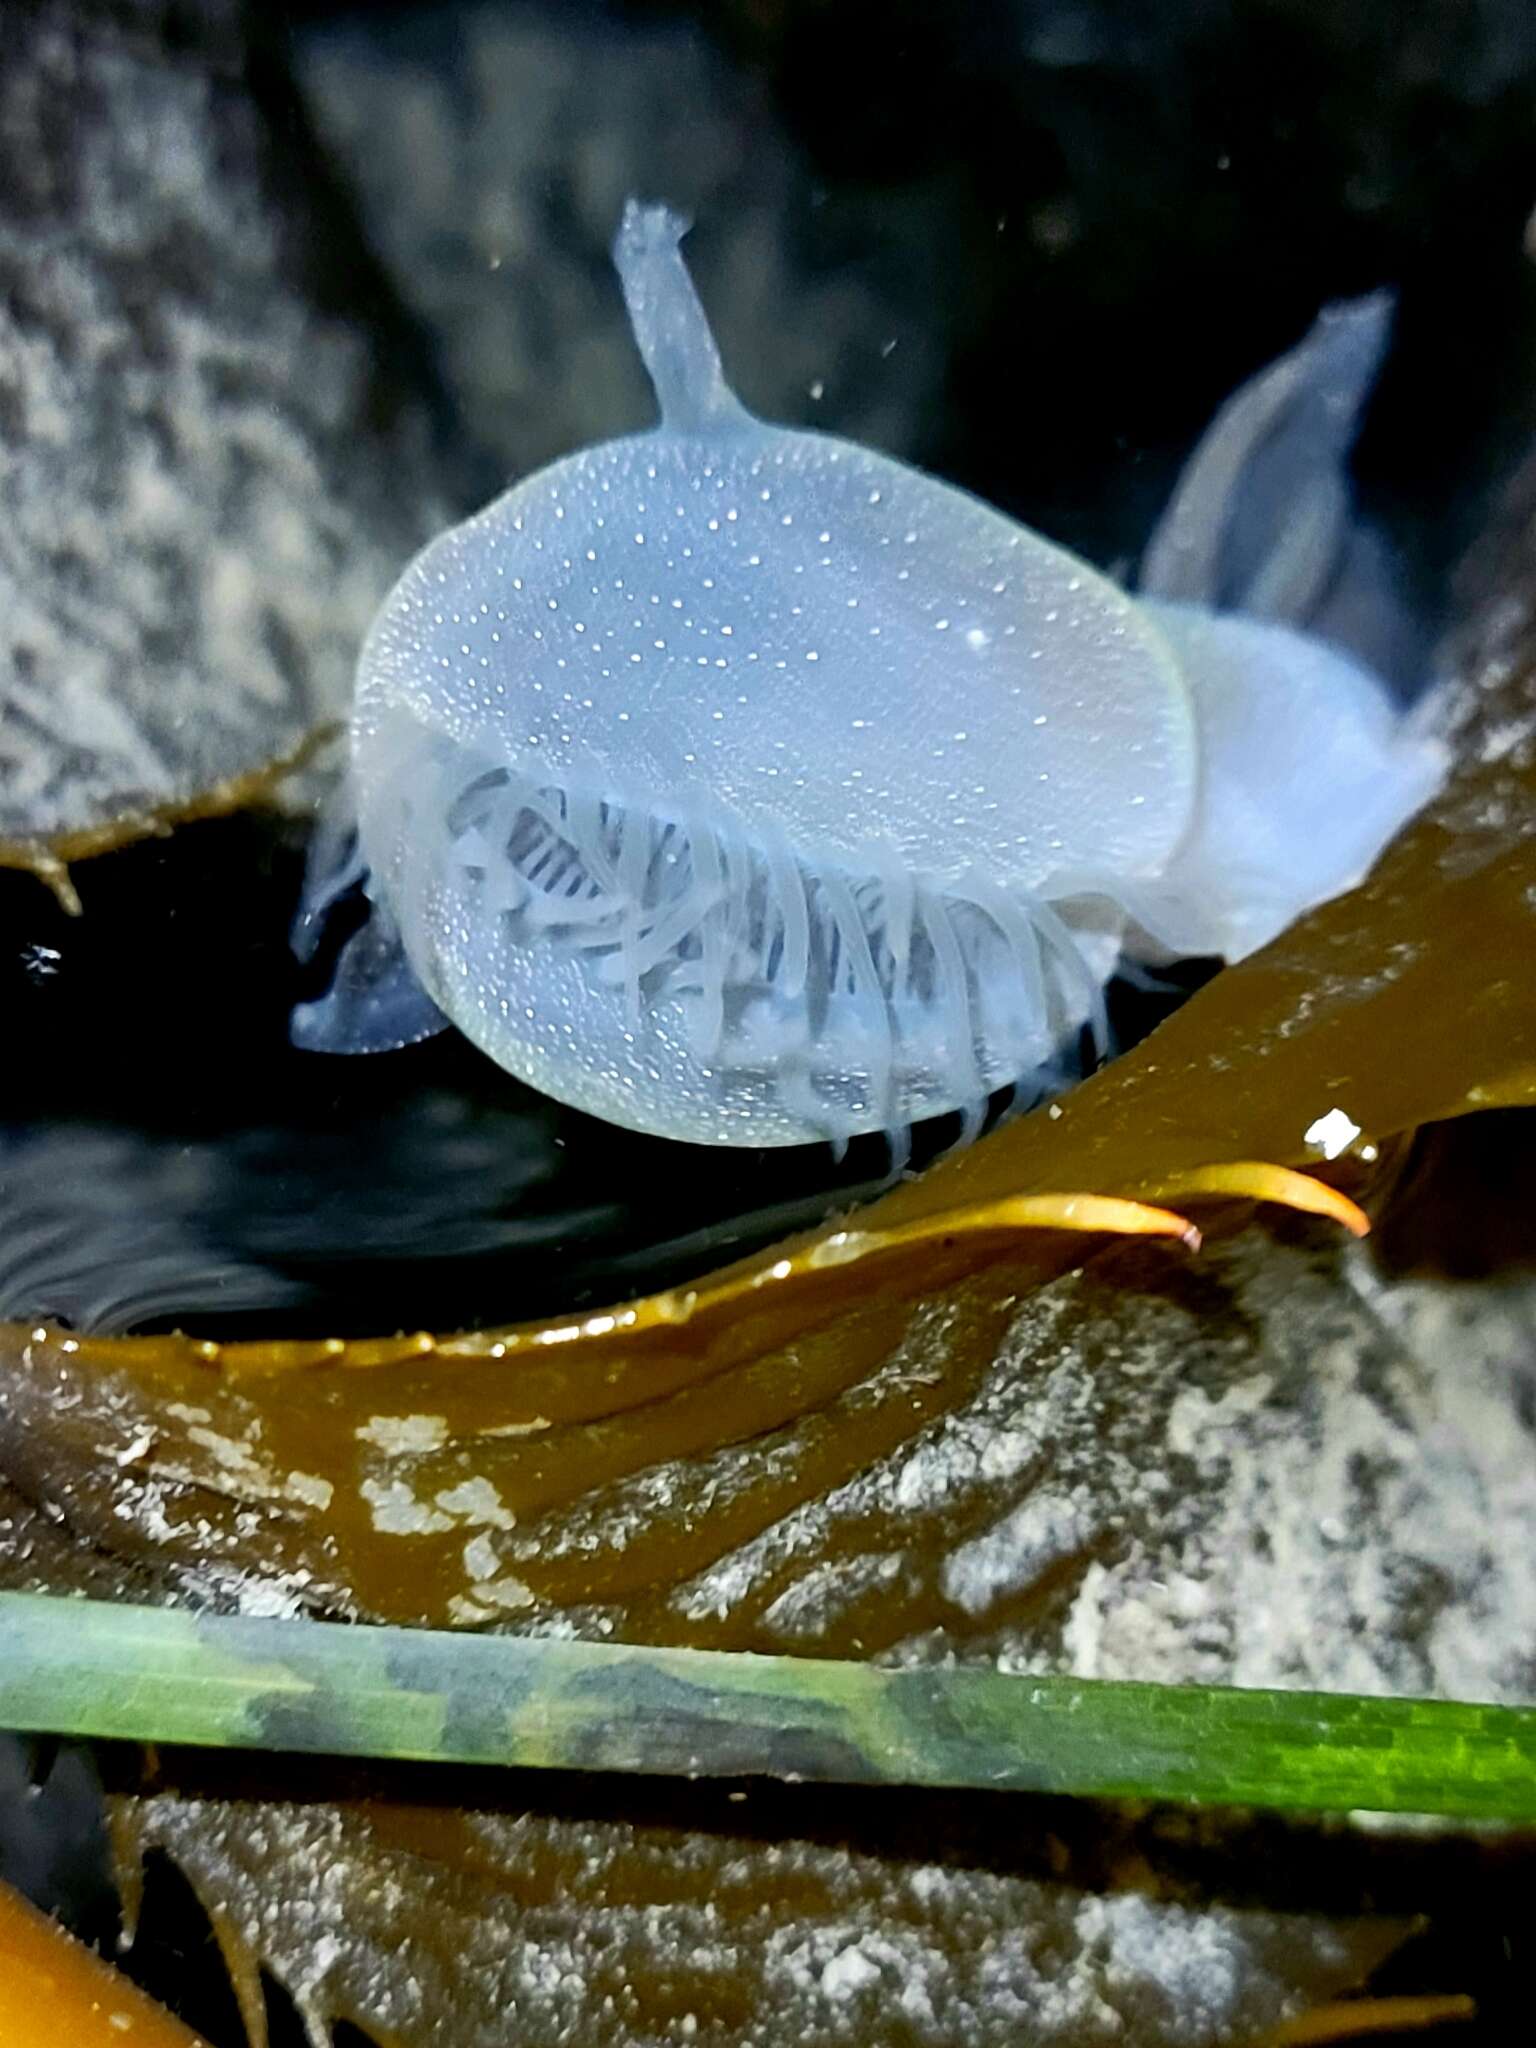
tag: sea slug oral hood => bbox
[292,200,1447,1153]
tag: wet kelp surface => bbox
[110,1761,1427,2048]
[5,1,1536,2043]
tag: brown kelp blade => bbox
[0,1875,211,2047]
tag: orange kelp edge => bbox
[20,1164,1364,1386]
[0,725,339,915]
[1258,1992,1477,2043]
[1148,1162,1371,1239]
[0,1877,210,2047]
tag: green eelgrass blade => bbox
[0,1591,1532,1818]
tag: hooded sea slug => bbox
[293,201,1447,1153]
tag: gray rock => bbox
[294,1,958,496]
[0,2,447,842]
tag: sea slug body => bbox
[293,201,1447,1153]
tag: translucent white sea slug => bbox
[293,201,1448,1151]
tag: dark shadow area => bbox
[1370,1108,1536,1282]
[0,813,1189,1338]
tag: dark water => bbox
[0,816,875,1337]
[1,810,1214,1336]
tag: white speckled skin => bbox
[297,201,1447,1148]
[357,427,1194,895]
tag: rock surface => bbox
[0,0,445,841]
[294,1,957,497]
